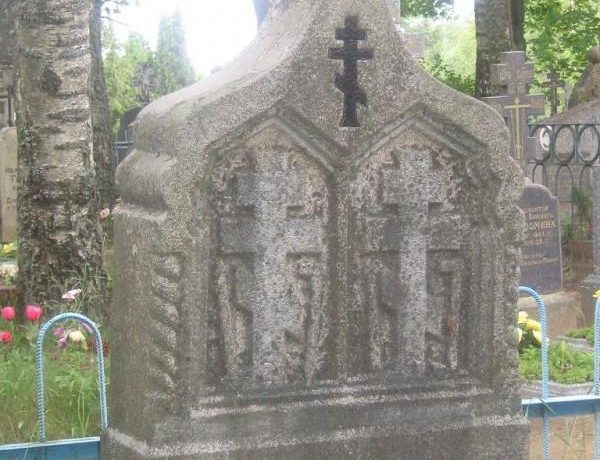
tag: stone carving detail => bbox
[209,128,331,386]
[426,253,463,373]
[349,137,468,376]
[149,253,184,395]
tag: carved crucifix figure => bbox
[214,137,330,385]
[329,16,374,128]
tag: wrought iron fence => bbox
[527,123,600,239]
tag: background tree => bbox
[474,0,523,97]
[8,0,106,309]
[401,0,453,17]
[155,12,196,95]
[253,0,270,26]
[103,29,154,132]
[525,0,600,94]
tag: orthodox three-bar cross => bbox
[329,16,374,128]
[482,52,545,169]
[543,71,565,116]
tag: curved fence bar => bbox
[595,297,600,460]
[35,313,108,443]
[519,286,550,460]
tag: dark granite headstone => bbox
[518,182,562,294]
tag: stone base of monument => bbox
[518,290,582,337]
[102,381,528,459]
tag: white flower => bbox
[62,288,82,300]
[68,330,86,343]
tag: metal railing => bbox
[521,286,600,460]
[0,313,108,460]
[528,123,600,237]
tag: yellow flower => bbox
[594,289,600,298]
[526,319,542,332]
[518,328,523,344]
[532,330,542,345]
[518,311,529,324]
[68,330,86,343]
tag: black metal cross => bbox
[329,16,374,128]
[543,71,565,116]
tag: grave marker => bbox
[518,182,562,294]
[0,127,16,243]
[103,1,529,458]
[543,71,565,116]
[482,51,545,170]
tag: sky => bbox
[113,0,474,76]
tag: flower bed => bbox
[0,301,107,444]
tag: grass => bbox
[520,341,594,384]
[0,327,108,444]
[565,327,595,345]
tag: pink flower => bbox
[24,304,42,322]
[1,306,15,321]
[0,330,12,343]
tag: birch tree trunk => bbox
[9,0,105,307]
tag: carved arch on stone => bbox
[344,106,493,381]
[204,105,340,389]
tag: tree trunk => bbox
[474,0,523,97]
[253,0,270,27]
[9,0,104,308]
[91,0,115,211]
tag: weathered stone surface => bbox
[568,46,600,108]
[0,127,16,242]
[103,0,528,458]
[518,182,562,294]
[482,51,545,171]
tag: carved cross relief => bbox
[349,143,466,376]
[211,130,330,386]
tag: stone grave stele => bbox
[518,180,562,295]
[0,127,17,243]
[102,1,529,458]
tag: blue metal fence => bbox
[0,313,108,460]
[520,286,600,460]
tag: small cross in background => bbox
[543,71,565,116]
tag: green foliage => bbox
[155,11,197,95]
[572,185,593,236]
[402,0,453,18]
[525,0,600,101]
[0,340,107,443]
[565,327,594,345]
[424,53,476,95]
[0,313,108,443]
[520,342,594,384]
[415,18,476,95]
[103,26,153,133]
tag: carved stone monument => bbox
[0,127,17,243]
[518,181,562,294]
[482,51,545,171]
[103,1,528,458]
